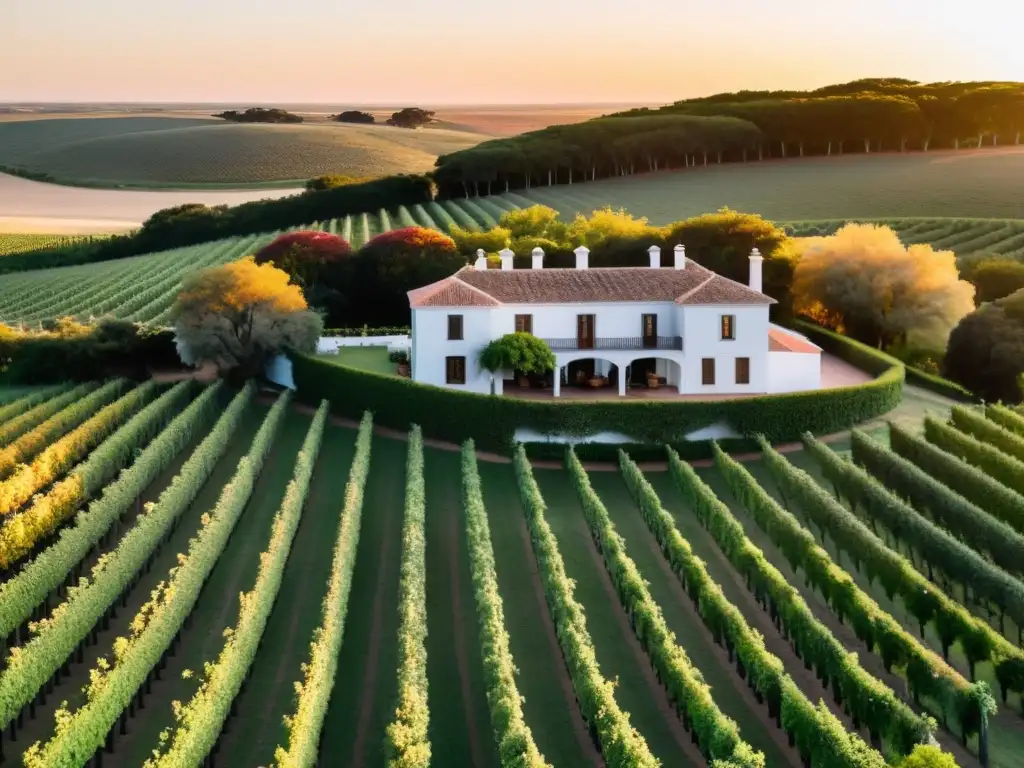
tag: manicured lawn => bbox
[216,422,357,766]
[319,346,395,376]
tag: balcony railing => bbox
[541,336,683,351]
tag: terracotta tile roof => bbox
[410,265,777,308]
[768,327,821,354]
[676,275,777,306]
[407,277,501,308]
[457,264,721,304]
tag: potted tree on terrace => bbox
[390,349,410,376]
[478,333,556,390]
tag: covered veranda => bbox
[505,349,686,398]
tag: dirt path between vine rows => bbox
[447,512,486,768]
[350,514,394,768]
[573,510,705,765]
[632,504,803,766]
[511,508,604,766]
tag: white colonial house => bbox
[406,244,821,398]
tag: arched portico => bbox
[552,349,685,397]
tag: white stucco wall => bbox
[679,305,770,394]
[487,301,679,341]
[767,351,821,393]
[317,335,410,353]
[266,354,295,389]
[412,307,497,394]
[411,297,785,397]
[513,420,741,444]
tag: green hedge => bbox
[790,320,976,402]
[522,438,758,463]
[322,326,410,337]
[291,333,903,451]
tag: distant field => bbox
[0,232,106,256]
[0,104,640,137]
[5,210,1023,327]
[492,148,1024,221]
[0,117,490,188]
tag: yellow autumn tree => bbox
[792,223,975,349]
[567,206,665,248]
[172,256,322,377]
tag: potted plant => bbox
[389,349,410,376]
[479,333,556,391]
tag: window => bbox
[721,314,735,340]
[701,358,716,385]
[515,314,533,334]
[447,314,463,340]
[446,356,466,384]
[642,314,657,347]
[736,357,750,385]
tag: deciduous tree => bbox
[351,227,463,326]
[333,110,375,124]
[253,231,353,292]
[792,223,975,348]
[478,333,556,375]
[386,108,436,129]
[172,257,321,378]
[497,205,569,244]
[945,302,1024,403]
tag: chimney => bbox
[574,245,590,270]
[673,244,686,269]
[647,245,661,269]
[474,249,487,271]
[499,247,514,271]
[532,247,545,270]
[749,247,763,293]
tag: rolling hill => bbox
[0,117,490,188]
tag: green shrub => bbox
[478,333,556,375]
[291,335,902,452]
[791,320,976,401]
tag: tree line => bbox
[10,78,1023,275]
[432,79,1024,197]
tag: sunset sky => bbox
[3,0,1022,104]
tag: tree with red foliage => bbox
[254,231,352,284]
[353,227,464,326]
[253,230,354,317]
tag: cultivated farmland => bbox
[0,383,1022,767]
[489,149,1024,221]
[4,208,1024,327]
[0,234,106,258]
